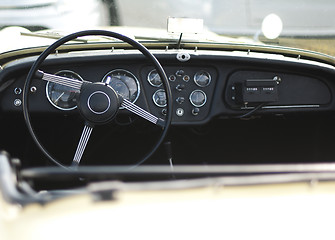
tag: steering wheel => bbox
[23,30,172,169]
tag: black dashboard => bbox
[1,49,334,124]
[1,49,335,166]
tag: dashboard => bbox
[1,49,335,125]
[1,48,335,167]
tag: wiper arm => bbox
[21,31,88,43]
[20,31,121,43]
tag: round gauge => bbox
[189,90,207,107]
[102,69,140,105]
[194,70,211,87]
[147,69,162,87]
[152,89,167,107]
[46,70,82,110]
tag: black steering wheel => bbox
[23,30,172,169]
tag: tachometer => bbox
[46,70,82,110]
[102,69,140,106]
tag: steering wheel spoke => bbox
[71,124,94,167]
[121,99,165,127]
[36,70,83,90]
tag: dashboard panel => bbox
[0,49,335,125]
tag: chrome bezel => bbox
[147,69,163,87]
[189,90,207,107]
[87,91,111,115]
[152,89,167,107]
[102,69,141,109]
[169,75,176,82]
[46,70,83,111]
[194,70,211,87]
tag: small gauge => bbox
[189,90,207,107]
[152,89,167,107]
[46,70,82,110]
[147,69,162,87]
[194,70,211,87]
[102,69,140,105]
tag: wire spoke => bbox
[71,124,93,167]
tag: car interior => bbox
[1,34,335,174]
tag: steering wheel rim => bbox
[23,30,172,169]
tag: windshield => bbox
[0,0,334,56]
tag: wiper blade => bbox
[21,31,88,43]
[20,31,121,43]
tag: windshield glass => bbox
[0,0,334,56]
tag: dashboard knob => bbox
[176,70,184,77]
[176,97,185,104]
[176,84,185,92]
[192,107,200,116]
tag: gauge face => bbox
[194,70,211,87]
[102,69,140,105]
[152,89,167,107]
[189,90,207,107]
[46,70,82,110]
[147,69,162,87]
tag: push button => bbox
[176,108,184,117]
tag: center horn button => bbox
[88,91,110,114]
[78,82,120,124]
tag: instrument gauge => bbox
[194,70,211,87]
[102,69,140,106]
[152,89,167,107]
[147,69,162,87]
[46,70,82,110]
[189,90,207,107]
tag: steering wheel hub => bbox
[78,82,120,124]
[88,91,111,114]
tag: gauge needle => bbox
[153,73,159,80]
[55,92,65,103]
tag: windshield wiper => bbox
[21,31,88,43]
[20,31,121,44]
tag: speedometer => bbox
[102,69,140,105]
[46,70,82,110]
